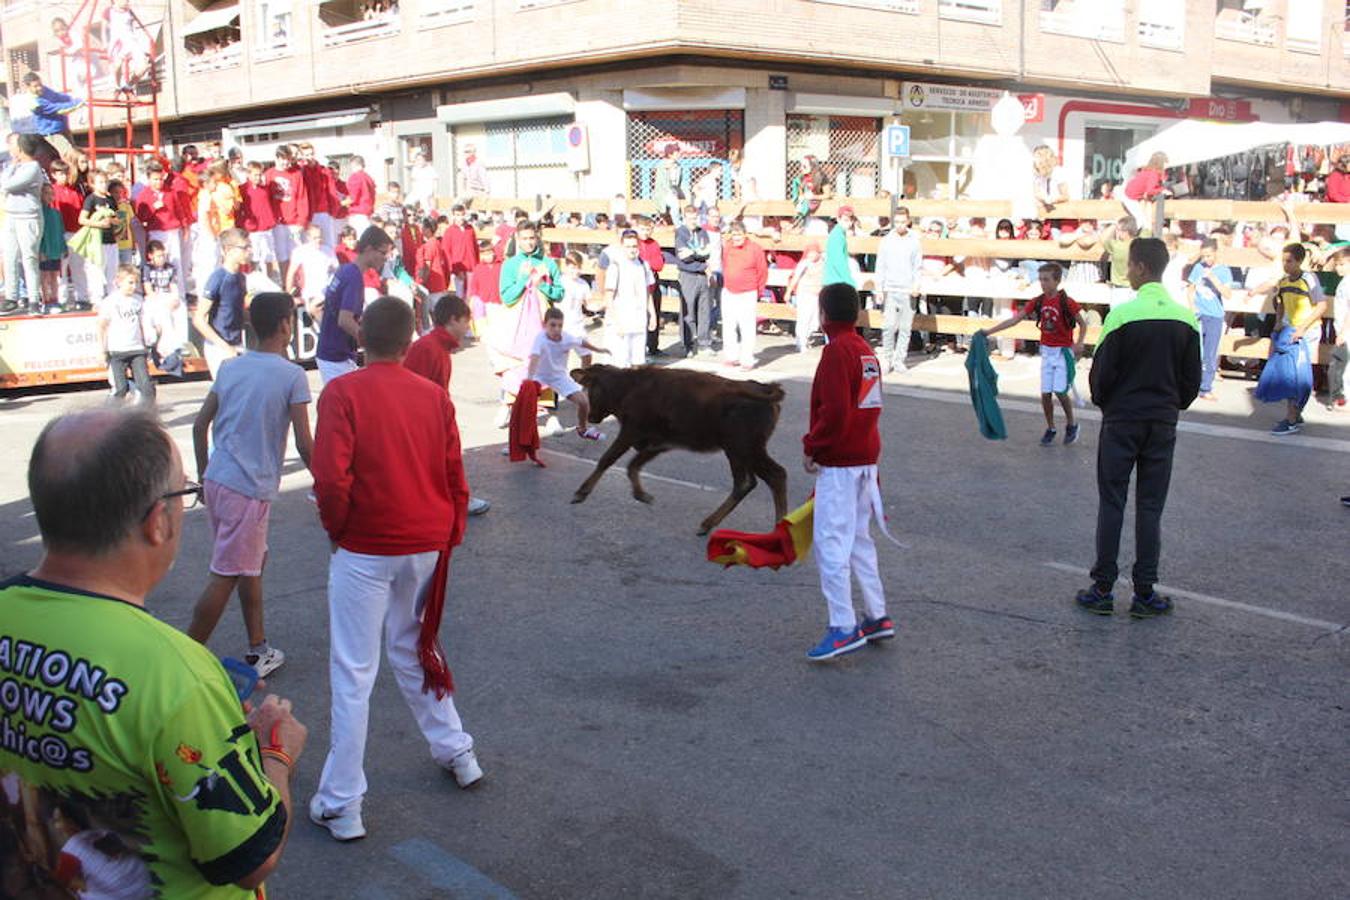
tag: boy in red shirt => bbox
[134,160,188,298]
[440,203,479,297]
[265,146,308,268]
[633,215,667,355]
[981,262,1086,445]
[240,161,280,281]
[297,142,333,248]
[802,283,891,662]
[415,217,451,295]
[344,155,376,234]
[50,161,89,307]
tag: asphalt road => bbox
[1,333,1347,899]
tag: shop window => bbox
[1138,0,1184,50]
[1040,0,1124,42]
[318,0,401,49]
[938,0,1001,25]
[254,0,294,60]
[421,0,475,29]
[484,117,573,198]
[899,109,988,200]
[1286,0,1324,53]
[786,115,882,199]
[816,0,919,13]
[1082,124,1157,200]
[626,110,743,205]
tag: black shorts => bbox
[38,260,61,272]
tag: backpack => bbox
[1030,291,1074,332]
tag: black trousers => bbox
[647,285,662,352]
[678,272,715,352]
[109,350,155,402]
[1091,419,1177,595]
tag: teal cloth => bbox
[823,223,855,288]
[965,332,1007,440]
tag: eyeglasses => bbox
[143,481,203,520]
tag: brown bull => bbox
[569,365,789,535]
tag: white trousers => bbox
[607,330,646,368]
[347,214,372,239]
[721,289,758,367]
[316,549,473,814]
[313,212,336,251]
[147,229,186,297]
[62,232,89,303]
[317,357,358,384]
[86,245,119,304]
[795,288,820,352]
[812,464,886,629]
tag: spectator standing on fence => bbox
[2,133,45,316]
[297,144,334,249]
[7,407,306,895]
[824,205,857,289]
[241,161,281,281]
[345,155,376,236]
[311,298,482,842]
[1101,216,1141,304]
[187,292,313,676]
[1032,145,1071,217]
[873,207,923,373]
[1270,242,1328,435]
[652,146,685,222]
[14,72,83,163]
[633,215,668,355]
[720,220,768,370]
[1078,237,1200,620]
[288,224,338,319]
[1322,153,1349,203]
[51,161,90,308]
[674,204,715,358]
[1185,238,1233,402]
[266,146,308,268]
[406,148,439,213]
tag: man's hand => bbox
[247,694,307,761]
[803,455,818,475]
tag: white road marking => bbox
[536,446,724,493]
[1043,561,1346,633]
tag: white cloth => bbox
[317,356,358,384]
[560,275,591,336]
[291,244,338,302]
[812,464,887,629]
[1039,344,1070,394]
[607,330,646,369]
[148,229,186,296]
[97,291,148,353]
[271,223,294,262]
[721,288,758,367]
[315,548,474,814]
[348,213,372,237]
[606,256,653,335]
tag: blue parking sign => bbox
[885,125,911,159]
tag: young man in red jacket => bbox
[265,146,308,271]
[440,203,479,297]
[310,298,481,842]
[297,142,334,249]
[240,161,281,282]
[720,219,769,369]
[802,283,891,661]
[344,155,377,235]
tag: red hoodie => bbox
[721,238,769,294]
[133,185,183,231]
[313,361,469,554]
[346,169,376,215]
[52,184,84,232]
[802,321,881,467]
[301,160,330,216]
[238,179,277,232]
[265,166,308,226]
[440,224,479,275]
[416,237,451,293]
[404,327,460,391]
[637,237,666,283]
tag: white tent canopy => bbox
[1123,120,1350,175]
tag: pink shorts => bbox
[205,480,270,577]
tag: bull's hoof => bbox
[696,522,712,536]
[633,491,654,505]
[571,491,589,505]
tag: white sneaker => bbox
[309,796,366,841]
[445,748,483,789]
[245,646,285,679]
[541,415,564,436]
[467,497,491,516]
[578,426,605,441]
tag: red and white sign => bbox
[1187,98,1254,122]
[1018,94,1045,124]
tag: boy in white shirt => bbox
[601,229,655,368]
[528,307,606,440]
[285,224,338,319]
[97,265,155,403]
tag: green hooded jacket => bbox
[499,247,564,307]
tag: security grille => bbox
[482,116,573,198]
[7,44,37,94]
[626,110,743,206]
[785,114,882,199]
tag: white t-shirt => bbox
[560,275,591,335]
[291,244,337,299]
[97,292,148,354]
[606,256,654,335]
[531,331,584,385]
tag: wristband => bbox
[260,747,293,769]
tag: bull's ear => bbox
[571,367,591,385]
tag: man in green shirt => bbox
[1,409,307,898]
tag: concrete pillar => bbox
[744,88,787,200]
[576,90,628,199]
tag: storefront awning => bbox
[437,93,576,125]
[1124,120,1350,173]
[622,88,746,112]
[182,3,240,38]
[227,108,373,138]
[787,93,896,118]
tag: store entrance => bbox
[1083,124,1156,199]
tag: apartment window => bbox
[816,0,919,13]
[1286,0,1323,53]
[1214,0,1276,46]
[938,0,1001,25]
[254,0,294,60]
[1138,0,1185,50]
[318,0,402,49]
[183,4,242,75]
[483,117,573,197]
[899,109,988,199]
[421,0,475,29]
[1039,0,1124,42]
[786,115,882,199]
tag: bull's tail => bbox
[739,380,786,407]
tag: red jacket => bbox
[440,224,479,275]
[722,238,769,293]
[301,161,330,216]
[1326,169,1350,203]
[637,237,666,285]
[133,186,183,231]
[313,362,469,553]
[265,166,308,226]
[416,238,451,293]
[404,327,460,391]
[468,260,502,305]
[1124,168,1166,201]
[346,170,376,215]
[802,321,881,467]
[238,180,277,232]
[52,184,84,232]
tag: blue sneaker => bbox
[1075,585,1114,615]
[1129,591,1173,619]
[1064,423,1080,445]
[1271,419,1301,436]
[859,616,895,642]
[1040,428,1057,446]
[806,626,867,662]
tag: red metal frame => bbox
[55,0,163,180]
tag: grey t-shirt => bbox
[203,351,311,501]
[97,291,147,354]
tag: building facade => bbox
[3,0,1348,202]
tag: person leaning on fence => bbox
[1078,237,1200,620]
[5,408,306,895]
[873,207,923,373]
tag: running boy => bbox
[802,282,890,662]
[527,306,606,439]
[187,292,314,677]
[981,262,1087,445]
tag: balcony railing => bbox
[421,0,476,28]
[1285,34,1321,54]
[937,0,1000,25]
[1039,9,1125,43]
[1214,13,1276,46]
[185,43,241,75]
[1138,19,1184,51]
[321,16,401,48]
[818,0,920,13]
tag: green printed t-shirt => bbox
[0,575,285,898]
